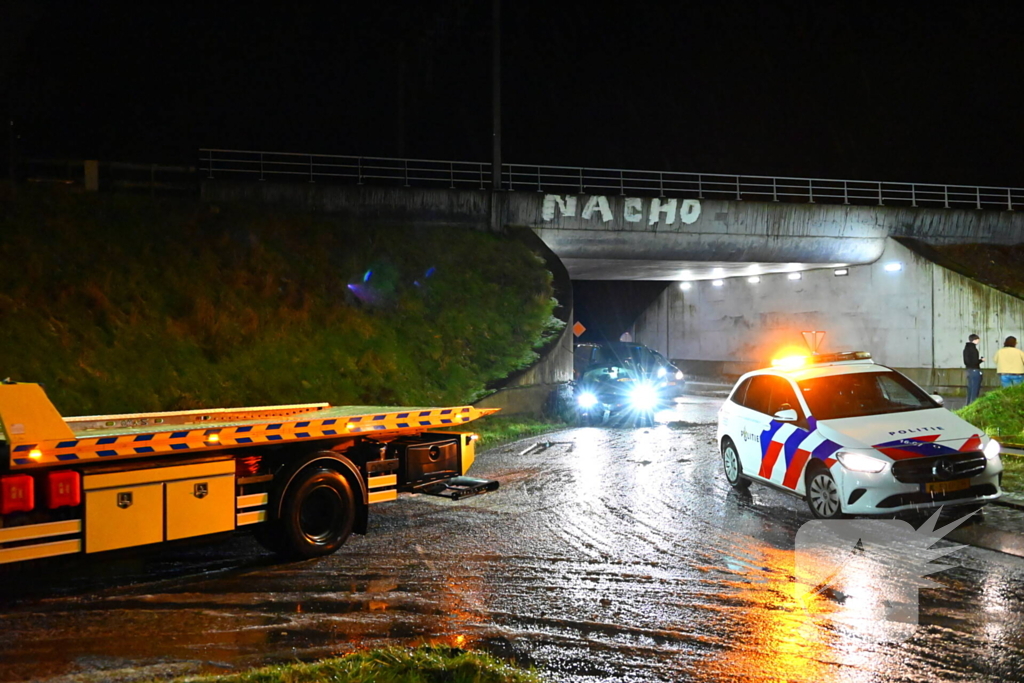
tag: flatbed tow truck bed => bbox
[0,383,498,564]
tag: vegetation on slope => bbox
[0,187,561,415]
[955,384,1024,492]
[929,242,1024,300]
[466,414,568,448]
[171,646,544,683]
[955,384,1024,444]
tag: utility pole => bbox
[8,117,14,183]
[491,0,501,192]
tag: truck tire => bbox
[278,467,356,559]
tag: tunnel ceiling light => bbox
[884,262,903,272]
[679,269,692,279]
[680,282,692,291]
[712,267,725,276]
[746,264,761,274]
[834,268,849,276]
[748,276,761,284]
[712,279,724,287]
[788,272,802,280]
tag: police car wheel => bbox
[721,439,749,490]
[281,467,356,558]
[806,468,842,519]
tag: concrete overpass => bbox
[200,150,1024,393]
[513,193,1024,280]
[200,149,1024,282]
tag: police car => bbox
[717,351,1003,518]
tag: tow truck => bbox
[0,382,498,565]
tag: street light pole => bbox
[491,0,501,193]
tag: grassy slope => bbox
[171,646,544,683]
[464,414,568,448]
[932,243,1024,300]
[955,384,1024,492]
[0,187,560,415]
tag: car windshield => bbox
[797,370,939,420]
[593,343,661,373]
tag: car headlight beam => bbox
[577,392,598,409]
[983,438,1001,460]
[836,450,887,473]
[629,384,659,412]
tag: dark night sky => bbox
[3,1,1024,186]
[3,1,1023,343]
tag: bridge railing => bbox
[199,148,1023,211]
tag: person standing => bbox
[994,336,1024,388]
[963,334,985,404]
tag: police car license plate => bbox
[925,479,970,494]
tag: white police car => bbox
[717,351,1003,518]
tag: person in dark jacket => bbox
[963,333,984,405]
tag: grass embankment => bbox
[0,187,561,414]
[955,384,1024,493]
[467,414,568,448]
[933,243,1024,300]
[171,646,543,683]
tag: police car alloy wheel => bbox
[807,468,842,518]
[722,439,749,489]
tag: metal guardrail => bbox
[199,148,1024,211]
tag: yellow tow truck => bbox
[0,382,498,565]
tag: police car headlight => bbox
[983,439,1001,461]
[675,370,684,380]
[577,392,598,409]
[630,385,659,411]
[657,367,667,378]
[836,451,887,473]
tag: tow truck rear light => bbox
[47,470,81,509]
[237,455,262,477]
[1,474,35,514]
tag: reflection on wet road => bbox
[1,395,1023,682]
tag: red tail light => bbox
[47,470,81,509]
[237,456,262,477]
[1,475,35,514]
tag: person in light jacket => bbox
[994,336,1024,387]
[963,334,984,404]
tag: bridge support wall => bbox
[633,238,1024,394]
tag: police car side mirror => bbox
[773,408,799,422]
[929,394,944,406]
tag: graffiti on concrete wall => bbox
[542,194,701,226]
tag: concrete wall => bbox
[204,181,1024,281]
[633,237,1024,390]
[203,181,492,230]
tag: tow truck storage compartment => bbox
[84,460,235,553]
[389,434,460,486]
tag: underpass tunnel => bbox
[573,237,1024,396]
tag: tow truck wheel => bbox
[279,467,356,559]
[806,465,843,519]
[721,439,750,490]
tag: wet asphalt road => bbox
[1,395,1023,682]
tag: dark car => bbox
[573,342,685,424]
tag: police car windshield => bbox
[797,371,939,420]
